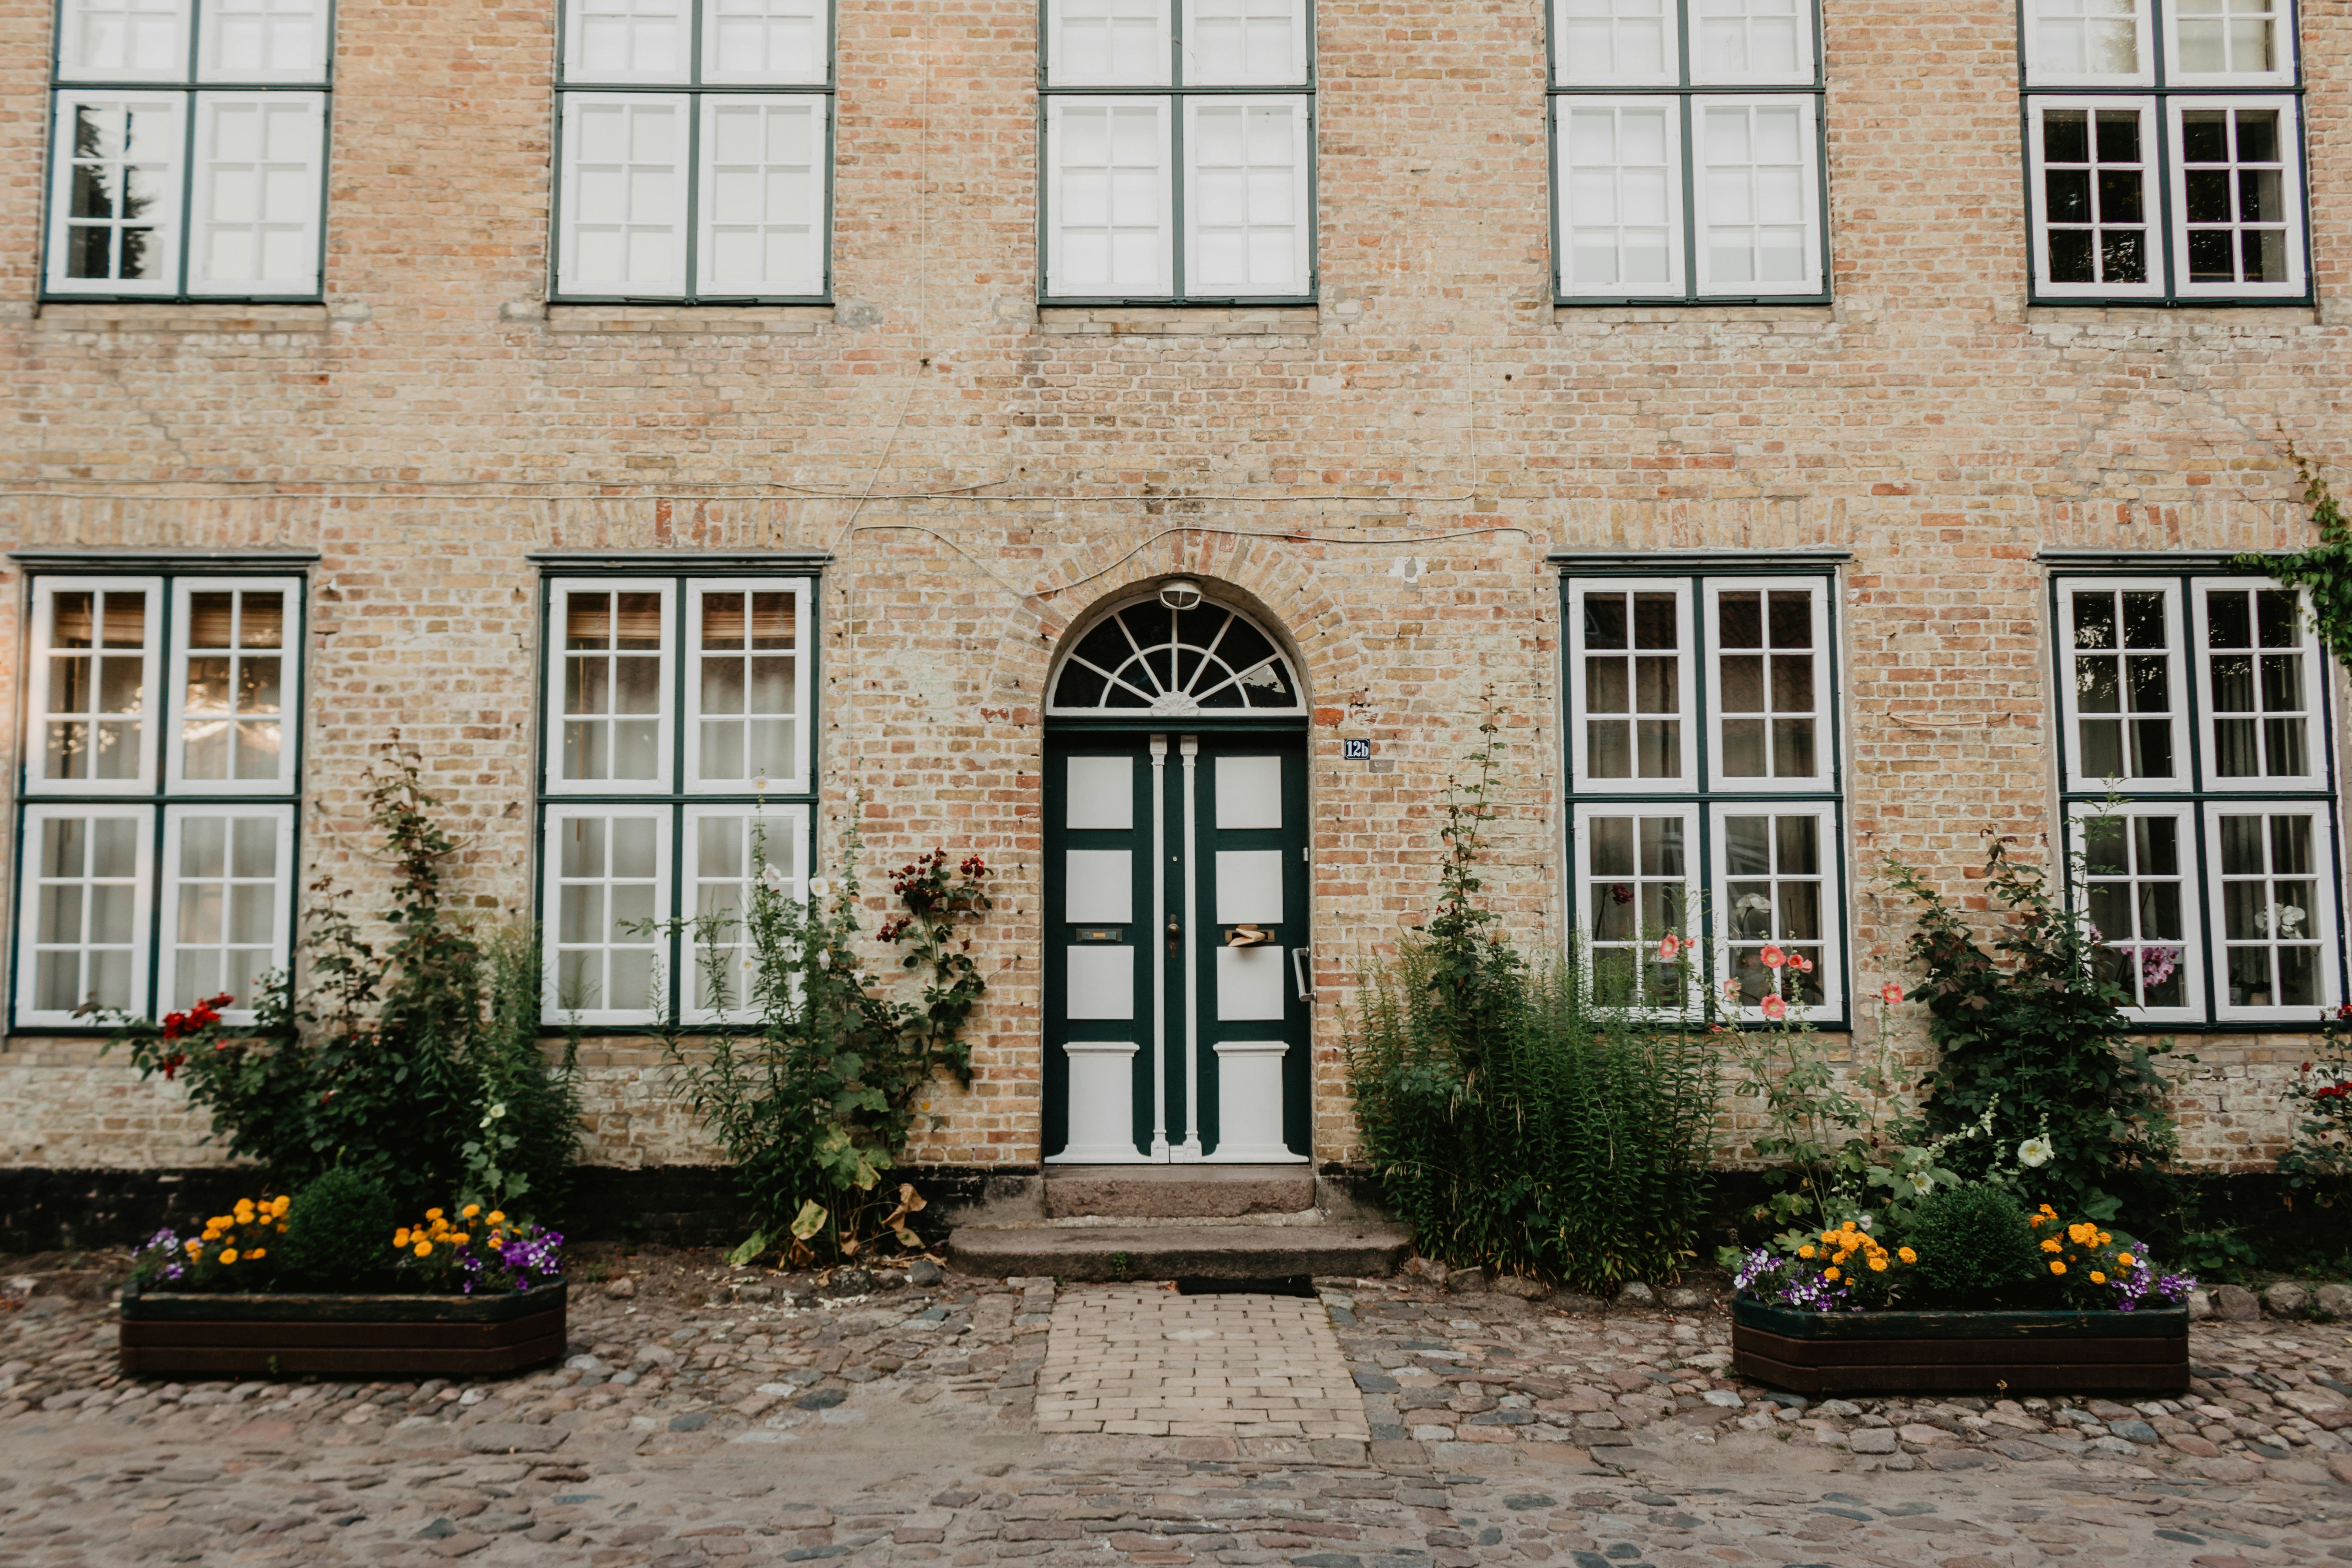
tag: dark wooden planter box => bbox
[1732,1297,2189,1396]
[119,1280,567,1378]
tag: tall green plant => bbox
[661,809,992,1264]
[1345,700,1718,1291]
[110,747,580,1211]
[1886,838,2182,1222]
[2239,445,2352,668]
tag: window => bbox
[2055,570,2343,1023]
[13,568,306,1030]
[2021,0,2306,302]
[1039,0,1315,303]
[1561,565,1847,1020]
[537,571,816,1025]
[1550,0,1828,303]
[553,0,831,302]
[43,0,330,299]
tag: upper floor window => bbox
[2021,0,2306,302]
[1040,0,1316,304]
[14,569,306,1031]
[44,0,331,299]
[1561,565,1848,1024]
[553,0,831,303]
[537,572,816,1026]
[1550,0,1828,303]
[2053,570,2343,1024]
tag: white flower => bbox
[1908,1173,1938,1198]
[809,877,832,899]
[1735,894,1772,914]
[2018,1136,2054,1168]
[1856,1214,1874,1232]
[761,864,787,892]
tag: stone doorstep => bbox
[1042,1164,1319,1220]
[947,1219,1412,1281]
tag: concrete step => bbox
[946,1219,1412,1283]
[1042,1164,1317,1220]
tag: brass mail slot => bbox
[1073,927,1125,943]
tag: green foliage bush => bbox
[1905,1182,2044,1305]
[112,748,582,1212]
[280,1168,401,1288]
[1346,705,1718,1293]
[662,813,993,1265]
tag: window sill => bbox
[2025,303,2321,330]
[1552,301,1836,329]
[29,300,334,333]
[1036,304,1320,337]
[531,303,833,335]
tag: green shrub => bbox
[1345,703,1718,1293]
[1905,1182,2044,1305]
[281,1168,401,1288]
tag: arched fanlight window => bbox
[1048,596,1305,716]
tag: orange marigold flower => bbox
[2050,1261,2066,1275]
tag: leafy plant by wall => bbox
[1345,701,1719,1292]
[111,747,581,1213]
[2241,446,2352,669]
[661,810,993,1265]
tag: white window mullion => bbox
[2166,0,2293,85]
[2027,97,2162,297]
[46,92,188,297]
[544,805,674,1024]
[167,577,301,793]
[2056,578,2189,792]
[160,804,293,1023]
[681,804,807,1024]
[2071,803,2203,1022]
[701,0,829,84]
[564,0,691,83]
[1556,97,1684,297]
[684,578,810,791]
[1046,0,1171,86]
[26,577,163,794]
[1691,94,1820,296]
[559,92,691,297]
[186,91,324,296]
[16,805,156,1028]
[198,0,332,83]
[697,95,826,297]
[1689,0,1814,87]
[1182,0,1306,87]
[1567,577,1694,790]
[1573,803,1701,1013]
[56,0,193,81]
[1705,577,1832,789]
[2192,577,2325,790]
[2206,804,2342,1022]
[1711,802,1842,1019]
[547,579,676,794]
[1044,97,1173,299]
[1183,94,1308,298]
[1553,0,1679,86]
[2168,97,2305,299]
[2023,0,2153,87]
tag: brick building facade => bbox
[2,0,2347,1193]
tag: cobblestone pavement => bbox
[1037,1288,1369,1441]
[2,1249,2349,1566]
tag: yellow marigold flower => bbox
[462,1204,481,1220]
[489,1233,504,1247]
[184,1238,202,1254]
[426,1208,444,1220]
[1823,1267,1841,1281]
[487,1211,506,1225]
[249,1248,265,1260]
[1898,1247,1917,1264]
[2050,1261,2066,1275]
[414,1241,432,1257]
[2089,1271,2105,1284]
[2041,1238,2062,1254]
[1833,1251,1851,1266]
[220,1249,239,1264]
[1798,1245,1815,1260]
[395,1228,411,1246]
[1869,1257,1888,1272]
[451,1233,469,1246]
[2116,1252,2135,1267]
[1821,1231,1837,1244]
[272,1195,291,1214]
[2095,1231,2111,1245]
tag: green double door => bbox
[1043,727,1311,1163]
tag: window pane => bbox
[1189,0,1302,83]
[59,98,181,286]
[1189,101,1302,294]
[1694,0,1804,81]
[27,813,145,1017]
[2038,104,2151,287]
[1560,0,1671,81]
[704,0,824,82]
[1700,102,1811,287]
[1561,103,1677,291]
[1053,102,1168,295]
[2032,0,2141,76]
[1052,0,1170,84]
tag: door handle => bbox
[1293,947,1314,1001]
[1166,916,1182,957]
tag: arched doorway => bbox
[1042,585,1312,1164]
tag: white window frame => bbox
[679,801,807,1024]
[1046,0,1172,86]
[164,574,304,794]
[184,90,325,296]
[694,93,829,298]
[15,803,157,1029]
[2022,0,2156,87]
[683,577,812,794]
[2025,96,2166,300]
[2191,574,2328,791]
[556,92,693,299]
[1689,93,1821,297]
[1708,800,1845,1022]
[1180,93,1313,299]
[2202,801,2342,1024]
[545,577,678,796]
[1571,801,1702,1014]
[1044,96,1178,300]
[2055,576,2192,794]
[158,802,294,1025]
[1554,95,1687,299]
[1552,0,1681,87]
[562,0,691,84]
[1181,0,1309,87]
[24,574,164,796]
[1687,0,1817,87]
[196,0,333,84]
[1702,575,1833,791]
[1566,576,1697,792]
[56,0,196,82]
[700,0,829,86]
[542,803,675,1026]
[2165,94,2305,300]
[2163,0,2295,87]
[43,90,190,299]
[2068,801,2206,1025]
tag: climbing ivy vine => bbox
[2242,446,2352,669]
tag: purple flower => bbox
[2139,945,2179,988]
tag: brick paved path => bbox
[1036,1287,1371,1442]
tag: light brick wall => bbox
[1,0,2346,1178]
